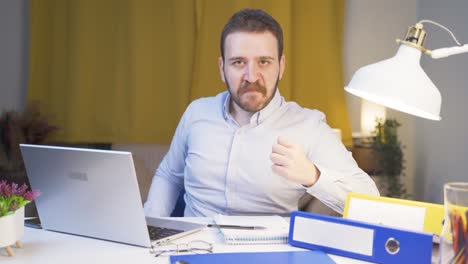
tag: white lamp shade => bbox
[345,45,442,120]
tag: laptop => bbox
[19,144,205,247]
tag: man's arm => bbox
[271,111,379,214]
[144,174,183,217]
[143,105,192,217]
[305,119,380,214]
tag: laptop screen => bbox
[20,144,152,247]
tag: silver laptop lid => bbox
[20,144,151,247]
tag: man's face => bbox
[219,31,285,113]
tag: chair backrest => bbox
[111,143,169,202]
[111,143,185,216]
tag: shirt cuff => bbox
[305,163,334,192]
[304,163,345,213]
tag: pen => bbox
[206,224,267,230]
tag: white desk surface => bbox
[0,217,373,264]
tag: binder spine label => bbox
[293,216,374,256]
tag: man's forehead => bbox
[224,31,279,58]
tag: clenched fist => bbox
[270,136,320,187]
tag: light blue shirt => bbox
[144,90,379,217]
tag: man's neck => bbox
[230,100,254,126]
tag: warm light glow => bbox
[361,100,386,136]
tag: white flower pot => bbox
[0,207,24,255]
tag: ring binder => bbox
[343,193,444,236]
[288,211,433,263]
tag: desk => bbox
[0,218,387,264]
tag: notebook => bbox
[214,214,289,245]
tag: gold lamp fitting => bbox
[396,23,432,55]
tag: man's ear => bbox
[279,55,286,80]
[218,57,226,83]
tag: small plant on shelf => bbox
[0,103,58,185]
[371,118,408,198]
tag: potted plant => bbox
[0,103,58,185]
[0,103,57,217]
[0,180,40,256]
[371,118,408,198]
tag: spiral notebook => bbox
[214,215,289,245]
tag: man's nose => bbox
[243,62,260,83]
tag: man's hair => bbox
[220,9,283,60]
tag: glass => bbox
[150,240,213,257]
[440,182,468,263]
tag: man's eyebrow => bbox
[228,57,245,62]
[258,56,275,60]
[228,56,275,61]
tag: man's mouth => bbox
[239,82,266,96]
[245,88,261,93]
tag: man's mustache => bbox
[238,82,267,96]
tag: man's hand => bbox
[270,136,320,187]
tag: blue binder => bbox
[289,211,433,263]
[170,250,335,264]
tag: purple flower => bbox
[0,181,40,216]
[0,180,13,198]
[15,183,28,196]
[11,182,18,194]
[24,189,41,201]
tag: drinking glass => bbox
[439,182,468,263]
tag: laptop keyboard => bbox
[147,225,183,241]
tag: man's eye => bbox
[232,61,245,66]
[259,60,270,66]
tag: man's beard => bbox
[227,76,279,113]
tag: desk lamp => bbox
[345,20,468,120]
[345,21,468,262]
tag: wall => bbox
[343,0,418,195]
[0,0,29,111]
[414,0,468,203]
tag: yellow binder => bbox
[343,193,444,235]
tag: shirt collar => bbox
[250,88,283,125]
[222,92,231,122]
[222,89,284,126]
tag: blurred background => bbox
[1,0,467,205]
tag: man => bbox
[144,9,379,217]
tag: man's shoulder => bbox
[283,101,326,123]
[188,91,227,110]
[183,91,227,121]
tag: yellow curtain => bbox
[29,0,351,146]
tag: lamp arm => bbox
[414,20,467,59]
[431,44,468,59]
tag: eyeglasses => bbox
[150,240,213,257]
